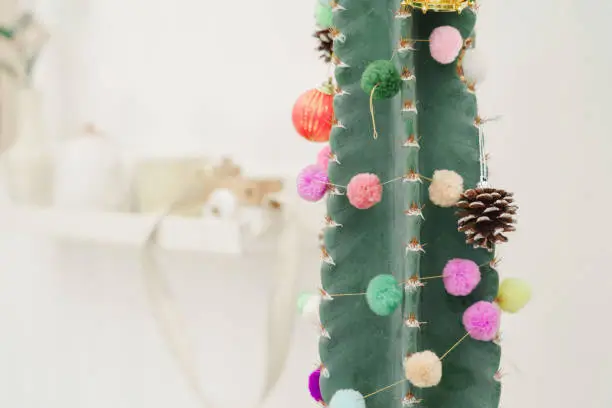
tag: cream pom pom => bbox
[462,48,487,84]
[404,351,442,388]
[428,170,464,207]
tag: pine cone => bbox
[314,29,333,63]
[456,187,517,251]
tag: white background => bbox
[0,0,611,407]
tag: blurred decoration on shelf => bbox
[0,26,20,79]
[12,12,50,85]
[0,11,49,84]
[0,11,50,201]
[53,123,130,211]
[1,83,52,205]
[135,156,283,218]
[202,188,239,220]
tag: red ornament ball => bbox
[292,82,334,142]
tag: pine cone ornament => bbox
[456,187,517,251]
[314,29,333,63]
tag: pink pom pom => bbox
[462,301,501,341]
[429,26,463,64]
[317,145,332,172]
[297,165,328,202]
[346,173,383,210]
[443,259,481,296]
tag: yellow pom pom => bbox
[497,278,531,313]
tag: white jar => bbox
[53,125,130,211]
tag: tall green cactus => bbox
[318,2,502,408]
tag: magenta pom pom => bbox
[346,173,383,210]
[308,368,323,402]
[429,26,463,64]
[443,259,481,296]
[317,145,332,172]
[462,301,501,341]
[297,165,329,202]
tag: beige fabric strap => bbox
[141,188,299,408]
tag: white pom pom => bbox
[428,170,464,207]
[404,351,442,388]
[202,188,238,219]
[461,48,487,84]
[302,294,321,326]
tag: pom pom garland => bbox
[366,274,403,316]
[308,368,323,402]
[297,165,329,202]
[347,173,383,209]
[317,145,332,172]
[297,3,529,404]
[443,259,481,296]
[429,169,464,207]
[360,60,402,100]
[404,351,442,388]
[462,301,501,341]
[429,26,463,65]
[497,278,532,313]
[329,389,366,408]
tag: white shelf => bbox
[0,206,246,254]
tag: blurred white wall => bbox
[33,0,327,173]
[0,0,611,407]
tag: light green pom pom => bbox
[315,3,333,29]
[360,60,402,100]
[329,389,366,408]
[497,278,532,313]
[297,292,313,314]
[366,274,402,316]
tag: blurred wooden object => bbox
[135,157,283,217]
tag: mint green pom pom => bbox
[366,274,402,316]
[360,60,402,100]
[297,293,313,314]
[315,3,333,29]
[329,389,366,408]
